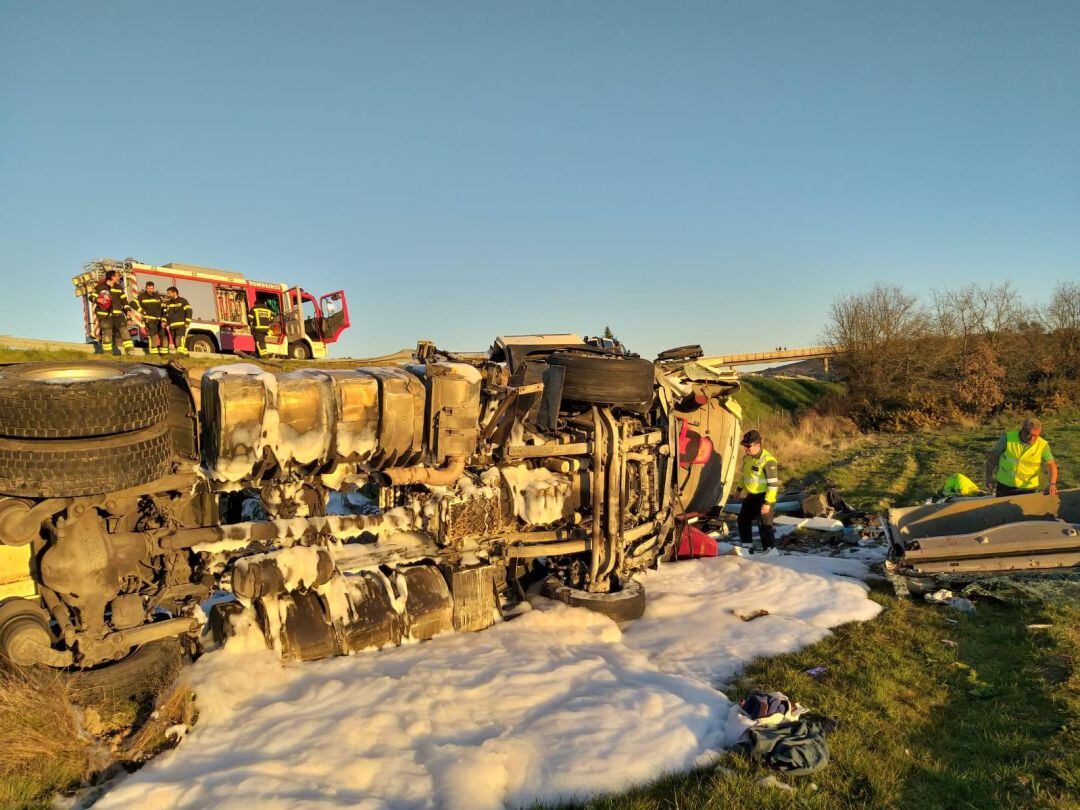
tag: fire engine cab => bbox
[73,259,350,359]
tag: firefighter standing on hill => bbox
[247,298,275,358]
[731,429,780,552]
[163,287,192,355]
[93,270,132,355]
[134,281,166,355]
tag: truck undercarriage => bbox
[0,337,741,677]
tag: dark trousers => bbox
[738,491,776,550]
[96,316,120,353]
[253,328,269,356]
[145,319,164,353]
[995,482,1039,497]
[169,325,188,354]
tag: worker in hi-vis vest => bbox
[985,417,1058,497]
[731,429,779,551]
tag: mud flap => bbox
[400,565,453,641]
[445,564,497,633]
[263,590,337,662]
[335,572,405,653]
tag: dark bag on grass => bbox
[733,714,836,776]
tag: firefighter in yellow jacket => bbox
[985,417,1059,497]
[732,429,779,551]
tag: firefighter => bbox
[92,270,132,355]
[731,429,779,552]
[247,298,275,358]
[985,417,1058,497]
[135,280,166,355]
[163,287,192,356]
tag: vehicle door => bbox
[282,286,306,347]
[318,291,350,343]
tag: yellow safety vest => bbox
[996,430,1049,490]
[741,449,779,503]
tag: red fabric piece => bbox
[676,523,719,559]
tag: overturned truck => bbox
[0,337,740,679]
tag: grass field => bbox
[783,412,1079,511]
[548,414,1080,810]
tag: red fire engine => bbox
[73,259,350,359]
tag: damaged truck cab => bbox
[0,335,740,674]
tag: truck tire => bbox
[185,333,217,354]
[288,340,312,360]
[0,362,170,439]
[0,422,172,498]
[542,577,646,622]
[66,637,190,705]
[547,352,655,409]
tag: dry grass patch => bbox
[0,667,97,808]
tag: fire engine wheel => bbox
[547,352,655,410]
[288,341,313,360]
[0,362,170,439]
[185,333,217,354]
[541,577,646,622]
[0,422,172,498]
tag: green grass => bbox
[0,346,382,372]
[547,590,1078,810]
[734,377,843,425]
[783,412,1080,511]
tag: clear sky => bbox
[1,1,1077,359]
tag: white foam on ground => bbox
[95,554,880,810]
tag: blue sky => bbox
[1,1,1076,358]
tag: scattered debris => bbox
[759,774,795,792]
[942,639,958,648]
[804,666,828,679]
[733,608,771,622]
[924,589,976,614]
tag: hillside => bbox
[734,375,843,424]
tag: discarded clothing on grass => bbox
[739,690,806,727]
[924,589,976,614]
[732,714,836,776]
[940,472,982,498]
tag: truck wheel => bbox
[185,334,217,354]
[288,341,312,360]
[541,577,646,622]
[0,422,172,498]
[66,637,190,705]
[547,352,655,410]
[0,362,170,439]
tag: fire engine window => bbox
[255,294,280,316]
[302,299,318,321]
[171,279,217,322]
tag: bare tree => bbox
[824,284,937,427]
[1043,281,1080,333]
[930,282,1026,350]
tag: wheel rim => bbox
[18,365,124,384]
[190,339,212,353]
